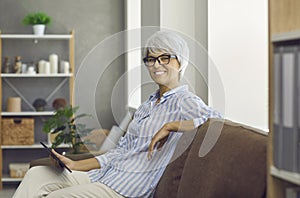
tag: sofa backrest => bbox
[155,119,268,198]
[154,128,197,198]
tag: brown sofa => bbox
[31,118,268,198]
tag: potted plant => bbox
[22,12,51,35]
[43,106,93,154]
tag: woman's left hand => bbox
[148,123,173,160]
[147,120,196,160]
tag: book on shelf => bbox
[273,48,282,169]
[273,44,300,173]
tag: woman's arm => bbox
[148,120,194,159]
[148,95,222,159]
[52,149,100,171]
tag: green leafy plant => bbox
[22,12,51,26]
[43,106,93,154]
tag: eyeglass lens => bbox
[144,55,171,67]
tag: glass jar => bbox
[3,56,11,73]
[14,56,22,73]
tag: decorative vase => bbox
[33,98,47,111]
[33,24,45,35]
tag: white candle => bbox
[63,61,70,74]
[38,60,46,74]
[27,66,36,74]
[44,61,51,74]
[60,61,65,73]
[49,54,58,74]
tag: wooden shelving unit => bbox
[0,31,75,189]
[0,74,72,77]
[1,144,70,149]
[1,112,55,116]
[271,30,300,42]
[270,166,300,186]
[0,34,72,39]
[267,0,300,197]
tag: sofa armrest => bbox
[30,153,95,168]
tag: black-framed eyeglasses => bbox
[143,54,177,67]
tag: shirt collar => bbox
[148,85,188,101]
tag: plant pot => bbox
[33,24,45,35]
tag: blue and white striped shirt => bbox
[87,85,221,197]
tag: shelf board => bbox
[2,175,22,183]
[1,143,70,149]
[270,165,300,186]
[272,30,300,42]
[0,34,72,40]
[1,111,54,116]
[1,73,72,77]
[1,144,47,149]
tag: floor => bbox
[0,184,18,198]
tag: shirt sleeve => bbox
[94,135,128,168]
[180,95,222,128]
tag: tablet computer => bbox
[40,142,72,173]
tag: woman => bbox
[13,30,221,198]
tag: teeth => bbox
[154,71,165,75]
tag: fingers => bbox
[147,138,156,160]
[51,149,67,166]
[147,135,168,160]
[52,149,69,163]
[157,138,167,150]
[147,126,171,160]
[51,149,60,157]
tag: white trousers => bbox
[13,166,124,198]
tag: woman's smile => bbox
[153,70,167,76]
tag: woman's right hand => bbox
[51,149,101,172]
[51,149,76,170]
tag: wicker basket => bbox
[9,163,30,178]
[1,118,34,145]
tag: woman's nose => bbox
[153,59,161,68]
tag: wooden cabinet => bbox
[0,31,75,189]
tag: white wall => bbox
[160,0,208,101]
[160,0,195,36]
[160,0,196,92]
[208,0,269,130]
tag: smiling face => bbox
[146,51,181,92]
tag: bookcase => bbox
[268,0,300,197]
[0,31,75,189]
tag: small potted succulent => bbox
[22,12,51,35]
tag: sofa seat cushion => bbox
[177,119,267,198]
